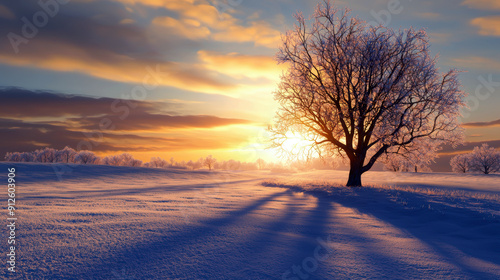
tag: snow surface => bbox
[1,163,499,279]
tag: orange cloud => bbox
[417,12,441,20]
[0,38,240,95]
[211,20,281,48]
[152,16,210,40]
[0,88,260,159]
[428,32,451,44]
[115,0,191,8]
[462,0,500,10]
[129,0,281,48]
[198,50,282,79]
[0,0,284,99]
[0,38,282,98]
[0,4,15,19]
[471,16,500,36]
[449,56,500,71]
[462,119,500,128]
[119,18,136,25]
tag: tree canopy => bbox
[270,1,466,186]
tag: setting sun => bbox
[279,131,318,159]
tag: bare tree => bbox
[383,155,405,172]
[450,153,472,173]
[204,155,217,171]
[129,159,143,167]
[256,158,266,170]
[270,1,465,186]
[469,144,500,174]
[20,152,35,162]
[383,138,439,172]
[102,155,122,166]
[56,146,77,163]
[149,157,168,168]
[35,147,57,163]
[4,152,20,162]
[74,151,100,164]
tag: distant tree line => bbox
[368,142,499,174]
[381,139,439,173]
[450,144,500,174]
[5,144,499,174]
[3,146,335,172]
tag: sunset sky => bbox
[1,0,499,170]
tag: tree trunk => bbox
[346,160,363,187]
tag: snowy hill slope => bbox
[1,163,499,279]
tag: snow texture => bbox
[1,163,499,279]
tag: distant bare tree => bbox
[149,157,168,168]
[5,151,39,162]
[102,155,122,166]
[469,144,500,174]
[74,151,100,164]
[450,153,472,173]
[384,155,405,172]
[56,146,77,163]
[35,147,58,163]
[129,159,143,167]
[204,155,216,171]
[20,152,35,162]
[4,152,21,162]
[101,153,141,167]
[120,153,134,166]
[383,138,439,172]
[256,158,266,170]
[270,1,465,186]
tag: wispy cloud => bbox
[462,118,500,128]
[0,88,254,157]
[428,32,452,44]
[152,16,211,40]
[449,56,500,71]
[471,16,500,36]
[118,0,281,47]
[462,0,500,10]
[0,0,281,97]
[0,4,15,19]
[417,12,441,20]
[198,50,282,79]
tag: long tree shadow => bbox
[59,190,293,279]
[276,194,333,280]
[21,178,262,201]
[173,191,307,279]
[1,162,218,184]
[209,192,334,279]
[267,182,500,279]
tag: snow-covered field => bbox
[1,163,499,279]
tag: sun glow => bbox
[279,131,319,160]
